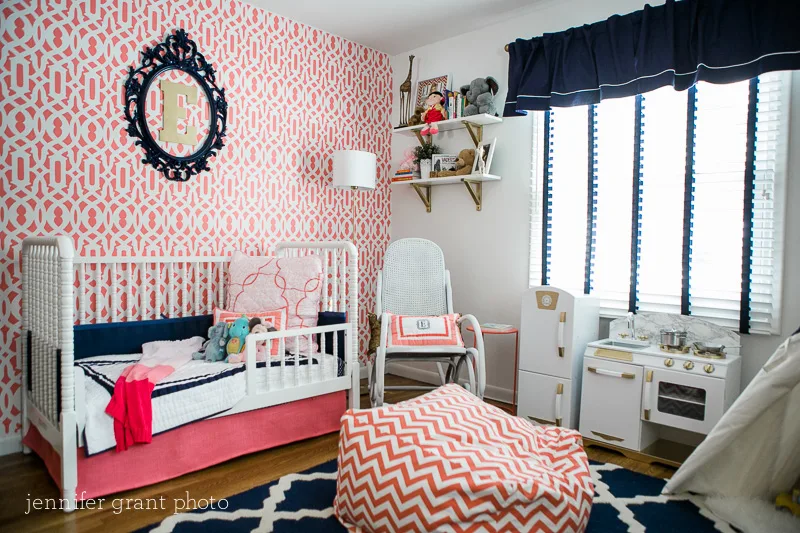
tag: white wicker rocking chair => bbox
[369,238,486,407]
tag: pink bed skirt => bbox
[23,391,345,500]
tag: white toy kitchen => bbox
[579,313,742,466]
[517,287,743,466]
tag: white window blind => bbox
[530,72,790,334]
[593,96,635,313]
[637,87,688,316]
[749,72,790,334]
[545,106,588,293]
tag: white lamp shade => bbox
[332,150,376,190]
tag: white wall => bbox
[389,0,800,399]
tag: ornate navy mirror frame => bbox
[123,29,227,182]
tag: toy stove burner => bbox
[693,349,727,359]
[659,344,690,354]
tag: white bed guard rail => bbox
[20,236,359,511]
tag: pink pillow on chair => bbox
[387,313,465,348]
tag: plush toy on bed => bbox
[226,315,250,357]
[250,317,278,360]
[227,318,278,363]
[193,322,229,362]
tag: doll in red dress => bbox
[420,91,448,136]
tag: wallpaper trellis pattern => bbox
[0,0,392,439]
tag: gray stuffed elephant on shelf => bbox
[460,76,500,116]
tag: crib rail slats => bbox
[110,263,118,323]
[78,263,86,325]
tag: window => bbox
[529,72,790,334]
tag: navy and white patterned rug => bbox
[142,460,736,532]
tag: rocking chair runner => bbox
[369,238,486,407]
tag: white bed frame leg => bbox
[350,357,360,410]
[61,412,78,512]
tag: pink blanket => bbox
[105,337,203,452]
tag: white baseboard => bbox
[0,434,22,456]
[387,363,515,405]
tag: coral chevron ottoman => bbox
[334,384,593,532]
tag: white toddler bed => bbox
[19,236,359,511]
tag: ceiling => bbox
[244,0,544,55]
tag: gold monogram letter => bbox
[158,79,199,146]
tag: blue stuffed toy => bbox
[226,314,250,358]
[193,322,229,362]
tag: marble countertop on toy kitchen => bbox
[608,312,741,355]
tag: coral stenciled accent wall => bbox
[0,0,392,439]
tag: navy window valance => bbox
[504,0,800,114]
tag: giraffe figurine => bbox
[398,55,414,128]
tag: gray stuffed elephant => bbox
[460,76,500,116]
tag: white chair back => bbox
[378,238,450,316]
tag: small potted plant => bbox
[413,142,441,180]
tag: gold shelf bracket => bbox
[464,122,483,147]
[411,183,432,212]
[413,130,430,146]
[463,180,482,211]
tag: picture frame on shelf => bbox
[415,75,451,109]
[472,137,497,175]
[432,154,459,173]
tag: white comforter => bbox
[76,352,342,455]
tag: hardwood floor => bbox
[0,375,675,532]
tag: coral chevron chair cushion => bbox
[334,385,593,533]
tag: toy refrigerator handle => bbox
[557,311,566,357]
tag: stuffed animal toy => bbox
[420,91,448,135]
[407,105,425,126]
[460,77,499,116]
[226,314,250,356]
[227,318,278,363]
[367,313,382,357]
[429,148,476,178]
[397,147,419,173]
[192,322,229,362]
[250,322,277,360]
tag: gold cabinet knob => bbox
[684,361,694,370]
[704,364,714,374]
[664,358,674,367]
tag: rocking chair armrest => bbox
[458,314,486,397]
[378,312,392,351]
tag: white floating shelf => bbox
[391,174,500,186]
[392,174,500,213]
[393,114,502,136]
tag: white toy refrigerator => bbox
[517,287,599,429]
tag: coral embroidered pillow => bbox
[387,313,464,348]
[226,251,323,331]
[213,307,285,361]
